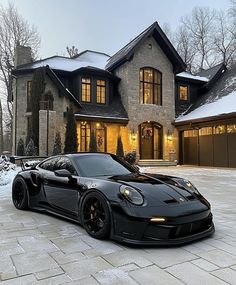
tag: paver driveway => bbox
[0,166,236,284]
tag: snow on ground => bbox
[176,90,236,122]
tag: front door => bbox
[139,122,162,159]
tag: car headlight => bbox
[178,179,200,194]
[120,185,144,205]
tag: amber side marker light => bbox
[150,217,166,222]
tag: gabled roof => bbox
[175,64,236,125]
[14,50,110,73]
[196,63,225,81]
[106,22,186,73]
[45,66,81,107]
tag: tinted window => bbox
[55,157,77,175]
[39,156,76,175]
[74,154,133,177]
[39,157,60,171]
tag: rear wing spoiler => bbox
[10,156,48,170]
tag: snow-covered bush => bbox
[0,161,18,186]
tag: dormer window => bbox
[96,80,106,104]
[179,85,188,101]
[81,78,91,102]
[140,67,162,105]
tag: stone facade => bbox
[114,36,177,160]
[12,74,76,155]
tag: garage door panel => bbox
[213,135,228,167]
[183,137,198,165]
[199,136,213,166]
[228,133,236,167]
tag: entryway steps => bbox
[138,160,177,167]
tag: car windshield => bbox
[74,154,134,177]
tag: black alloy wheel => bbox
[81,192,110,239]
[12,177,28,210]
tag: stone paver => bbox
[0,166,236,284]
[166,262,228,285]
[129,265,184,285]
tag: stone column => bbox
[39,110,56,156]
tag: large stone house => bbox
[11,22,236,167]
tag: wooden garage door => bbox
[182,124,236,168]
[227,124,236,167]
[183,130,198,165]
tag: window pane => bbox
[144,83,153,104]
[199,127,212,136]
[184,130,198,137]
[227,124,236,133]
[179,85,188,100]
[96,80,106,104]
[140,68,162,106]
[213,125,226,134]
[81,78,91,102]
[154,71,161,84]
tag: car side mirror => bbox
[54,169,72,179]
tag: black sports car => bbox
[12,153,214,245]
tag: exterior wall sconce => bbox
[167,129,173,141]
[131,129,137,141]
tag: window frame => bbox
[179,84,189,101]
[96,79,106,104]
[139,67,162,105]
[81,77,91,103]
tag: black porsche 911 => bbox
[11,153,214,245]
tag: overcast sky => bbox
[1,0,232,58]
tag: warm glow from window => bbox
[214,125,226,134]
[140,68,161,105]
[179,85,188,101]
[81,78,91,102]
[183,130,198,137]
[96,80,106,104]
[199,127,212,136]
[227,124,236,133]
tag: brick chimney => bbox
[14,45,32,67]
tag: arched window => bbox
[140,67,162,105]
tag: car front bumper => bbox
[110,208,215,246]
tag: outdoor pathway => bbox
[0,166,236,284]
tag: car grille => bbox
[143,215,213,241]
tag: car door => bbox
[39,156,80,216]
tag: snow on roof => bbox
[18,50,110,72]
[176,71,209,82]
[176,90,236,122]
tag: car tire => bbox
[12,176,29,210]
[81,191,110,239]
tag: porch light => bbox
[131,129,137,141]
[96,123,100,127]
[167,129,173,141]
[150,217,166,222]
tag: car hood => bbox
[110,173,207,208]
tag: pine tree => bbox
[64,105,78,153]
[53,132,62,155]
[17,138,25,156]
[116,136,124,158]
[31,67,46,151]
[25,138,37,156]
[89,131,97,152]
